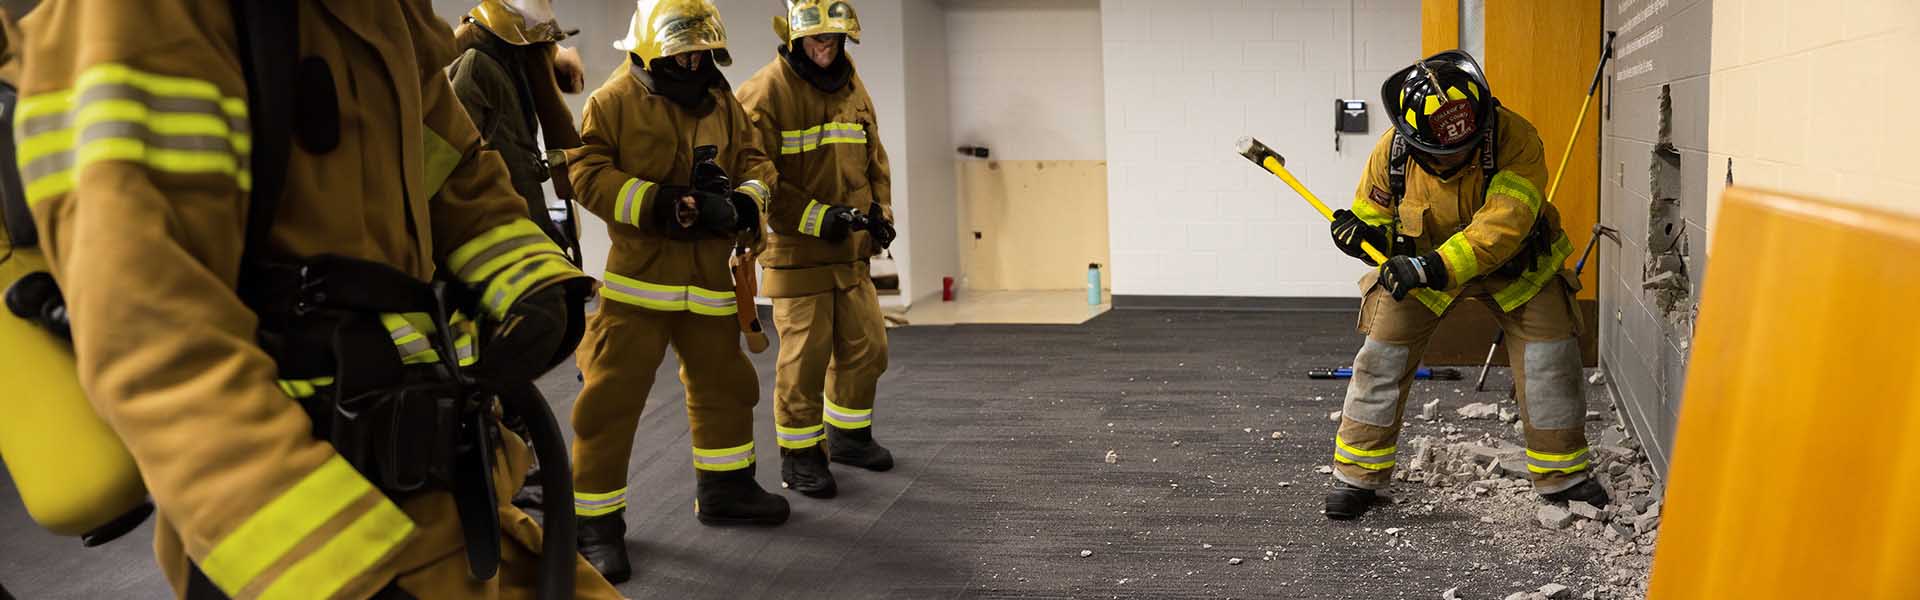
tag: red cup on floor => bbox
[942,277,955,302]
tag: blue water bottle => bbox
[1087,263,1102,305]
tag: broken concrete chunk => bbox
[1499,407,1518,423]
[1227,557,1244,565]
[1586,410,1604,421]
[1609,523,1635,540]
[1634,512,1661,534]
[1421,398,1441,420]
[1497,458,1531,479]
[1079,550,1093,558]
[1642,500,1663,520]
[1538,583,1572,598]
[1456,402,1501,420]
[1104,450,1119,464]
[1271,431,1284,440]
[1630,496,1657,514]
[1443,587,1462,600]
[1316,466,1334,474]
[1538,505,1577,529]
[1588,371,1605,385]
[1330,410,1343,421]
[1568,501,1609,521]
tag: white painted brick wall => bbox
[946,0,1107,161]
[1101,0,1421,296]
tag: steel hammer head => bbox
[1235,137,1285,168]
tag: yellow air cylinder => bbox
[1649,187,1920,599]
[0,248,147,536]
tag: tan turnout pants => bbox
[1333,273,1593,494]
[569,301,761,517]
[770,278,889,450]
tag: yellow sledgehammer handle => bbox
[1235,136,1448,306]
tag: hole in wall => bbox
[1644,84,1694,343]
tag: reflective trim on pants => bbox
[692,441,756,472]
[1526,447,1591,474]
[776,424,826,449]
[1333,435,1397,470]
[574,487,628,517]
[823,397,872,430]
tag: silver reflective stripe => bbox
[693,448,753,466]
[1521,337,1585,429]
[453,234,545,282]
[778,430,823,441]
[1335,445,1395,466]
[686,291,736,310]
[1528,454,1588,470]
[574,495,624,508]
[800,201,826,236]
[602,278,685,303]
[1342,338,1411,427]
[22,121,243,183]
[824,405,869,424]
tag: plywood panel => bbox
[1649,187,1920,599]
[1485,0,1604,299]
[958,160,1110,291]
[1422,0,1459,55]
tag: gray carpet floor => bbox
[0,305,1622,599]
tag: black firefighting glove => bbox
[819,205,860,242]
[475,285,570,381]
[864,201,895,249]
[652,185,694,234]
[730,191,761,239]
[1378,252,1448,301]
[1330,209,1390,264]
[693,189,739,236]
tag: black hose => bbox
[499,381,575,600]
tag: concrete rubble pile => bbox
[1397,404,1662,600]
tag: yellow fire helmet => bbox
[466,0,567,46]
[614,0,732,67]
[773,0,862,46]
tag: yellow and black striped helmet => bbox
[1382,50,1493,156]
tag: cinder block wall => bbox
[1098,0,1421,297]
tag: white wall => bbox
[902,0,961,305]
[1099,0,1421,297]
[945,0,1106,161]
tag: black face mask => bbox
[782,39,852,93]
[643,54,725,113]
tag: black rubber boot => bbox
[1323,481,1379,520]
[828,426,894,472]
[1541,477,1612,506]
[695,465,791,526]
[576,511,632,584]
[780,446,838,498]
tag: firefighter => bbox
[448,0,589,511]
[13,0,620,597]
[566,0,785,583]
[735,0,897,500]
[1323,50,1607,520]
[449,0,587,256]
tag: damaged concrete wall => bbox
[1599,0,1712,476]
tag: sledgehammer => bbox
[1235,137,1449,308]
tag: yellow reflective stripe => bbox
[798,199,830,237]
[600,274,736,315]
[276,377,336,399]
[19,63,258,205]
[1526,447,1591,463]
[1436,233,1480,285]
[198,456,390,595]
[1526,446,1592,474]
[1487,170,1544,214]
[779,122,867,154]
[735,179,769,211]
[1413,288,1458,316]
[258,494,415,600]
[1333,436,1397,470]
[692,441,756,471]
[1351,194,1393,227]
[615,178,656,226]
[1492,232,1575,311]
[776,424,827,449]
[25,137,247,205]
[480,253,578,320]
[447,220,550,284]
[823,397,873,429]
[423,129,462,196]
[574,488,628,517]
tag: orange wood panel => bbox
[1484,0,1603,299]
[1649,187,1920,599]
[1421,0,1459,55]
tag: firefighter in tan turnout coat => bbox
[564,0,786,584]
[12,0,619,597]
[736,0,898,499]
